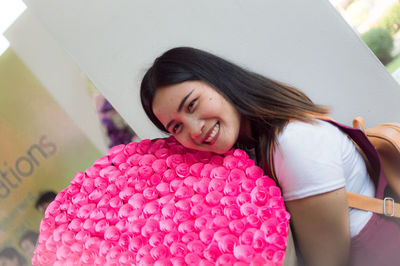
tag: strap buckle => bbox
[383,197,395,217]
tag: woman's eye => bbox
[188,99,197,112]
[172,123,181,134]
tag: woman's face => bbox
[152,80,241,154]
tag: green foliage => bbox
[377,2,400,35]
[361,27,394,64]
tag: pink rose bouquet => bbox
[32,137,290,265]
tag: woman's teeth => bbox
[204,123,219,143]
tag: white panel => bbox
[4,10,108,154]
[23,0,400,139]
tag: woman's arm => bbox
[286,187,350,266]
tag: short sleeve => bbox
[273,120,346,201]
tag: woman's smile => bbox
[152,81,241,154]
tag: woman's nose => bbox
[187,119,204,140]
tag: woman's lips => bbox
[203,122,220,144]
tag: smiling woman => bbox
[140,46,400,266]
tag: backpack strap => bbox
[266,116,400,218]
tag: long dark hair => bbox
[140,47,329,169]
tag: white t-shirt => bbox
[273,120,375,237]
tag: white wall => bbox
[22,0,400,138]
[5,10,108,154]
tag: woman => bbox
[140,47,390,265]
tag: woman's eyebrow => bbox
[165,89,195,131]
[177,89,194,112]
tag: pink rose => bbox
[175,199,191,211]
[182,232,199,243]
[223,155,240,170]
[211,205,224,217]
[164,231,180,246]
[178,220,195,234]
[54,212,68,225]
[158,194,174,207]
[238,158,255,170]
[199,259,215,266]
[247,214,261,227]
[241,179,256,192]
[104,226,120,241]
[228,169,246,184]
[169,144,186,154]
[191,194,204,205]
[56,245,70,261]
[229,220,246,235]
[199,229,214,245]
[233,149,249,159]
[99,240,113,256]
[119,186,135,201]
[220,196,237,206]
[60,231,75,246]
[129,235,144,252]
[211,215,229,229]
[218,235,238,253]
[210,166,229,180]
[236,192,251,206]
[224,183,239,196]
[240,203,258,217]
[260,218,278,236]
[141,219,159,238]
[93,156,111,168]
[82,218,96,234]
[190,162,204,176]
[154,259,173,266]
[245,166,264,180]
[233,245,255,263]
[105,209,119,224]
[70,241,83,253]
[116,219,128,232]
[149,232,165,247]
[266,233,287,250]
[194,216,212,231]
[170,242,187,257]
[173,210,191,224]
[53,224,67,242]
[205,191,223,206]
[269,186,282,197]
[185,253,201,265]
[88,188,104,202]
[176,163,190,178]
[119,251,136,265]
[216,254,237,266]
[118,204,133,219]
[123,142,138,156]
[183,176,199,187]
[250,186,269,206]
[128,193,146,209]
[85,236,101,251]
[77,203,96,219]
[276,221,289,236]
[95,219,109,235]
[210,155,224,165]
[152,159,168,174]
[184,153,197,165]
[106,183,119,196]
[252,230,267,251]
[156,182,170,196]
[175,186,194,199]
[137,255,155,266]
[107,144,125,157]
[203,243,221,262]
[193,178,211,195]
[126,165,139,178]
[155,148,170,159]
[150,173,162,186]
[112,153,127,166]
[170,179,184,192]
[137,139,152,154]
[213,228,230,242]
[170,257,186,266]
[161,203,177,219]
[268,198,285,210]
[200,164,214,178]
[85,166,100,178]
[159,219,176,232]
[163,169,177,182]
[224,205,241,220]
[115,176,128,190]
[166,154,184,169]
[255,176,276,187]
[71,192,88,206]
[139,154,157,166]
[134,178,147,192]
[240,228,257,245]
[68,218,82,232]
[143,201,160,216]
[139,165,154,178]
[143,187,159,200]
[109,196,123,209]
[190,203,209,217]
[66,184,80,196]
